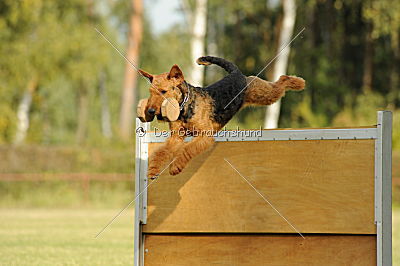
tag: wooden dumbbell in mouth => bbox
[137,98,180,122]
[161,98,180,122]
[137,98,154,122]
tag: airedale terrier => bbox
[138,56,305,177]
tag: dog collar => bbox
[179,82,190,111]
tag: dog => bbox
[138,56,305,177]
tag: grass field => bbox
[0,207,398,265]
[0,209,134,266]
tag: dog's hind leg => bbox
[243,75,305,107]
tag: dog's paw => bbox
[169,163,182,175]
[147,167,160,179]
[169,160,185,175]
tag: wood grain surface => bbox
[144,140,375,234]
[144,234,376,266]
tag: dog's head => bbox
[139,65,185,121]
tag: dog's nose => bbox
[147,108,156,115]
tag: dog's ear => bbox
[167,64,184,81]
[139,69,153,82]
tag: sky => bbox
[145,0,185,35]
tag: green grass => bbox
[0,207,398,265]
[0,181,134,208]
[0,209,135,266]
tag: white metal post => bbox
[134,118,149,266]
[375,111,392,266]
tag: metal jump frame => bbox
[134,111,392,266]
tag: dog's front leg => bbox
[148,135,184,178]
[169,135,215,175]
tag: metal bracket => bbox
[134,119,149,266]
[375,111,392,266]
[144,127,377,143]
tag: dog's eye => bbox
[161,90,167,94]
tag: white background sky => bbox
[145,0,185,35]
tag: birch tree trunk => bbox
[263,0,297,129]
[14,77,38,144]
[99,71,112,138]
[119,0,143,140]
[189,0,207,86]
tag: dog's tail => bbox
[196,56,239,73]
[275,75,305,91]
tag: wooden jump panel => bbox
[144,140,375,234]
[144,234,376,266]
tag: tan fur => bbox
[139,66,185,118]
[243,75,305,107]
[141,66,305,177]
[141,65,219,177]
[148,105,217,177]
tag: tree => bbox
[0,0,114,144]
[119,0,143,140]
[263,0,297,129]
[14,76,38,144]
[189,0,208,86]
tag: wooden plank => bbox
[144,234,376,266]
[144,140,375,234]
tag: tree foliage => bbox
[206,0,399,147]
[0,0,117,143]
[0,0,399,148]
